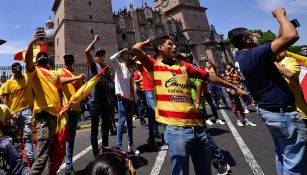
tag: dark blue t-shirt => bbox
[234,43,294,108]
[90,62,112,105]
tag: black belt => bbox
[257,105,296,113]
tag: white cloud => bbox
[15,25,20,29]
[0,40,27,55]
[256,0,307,14]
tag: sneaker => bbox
[246,120,257,127]
[128,145,140,155]
[237,120,244,127]
[244,109,250,114]
[217,161,230,175]
[65,168,75,175]
[113,146,122,151]
[206,119,214,125]
[216,119,226,125]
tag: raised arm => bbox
[60,74,86,85]
[271,8,299,55]
[25,34,40,72]
[85,35,100,65]
[132,39,152,60]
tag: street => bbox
[53,103,276,175]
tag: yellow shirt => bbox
[279,57,307,119]
[57,68,83,112]
[2,75,34,113]
[27,66,62,116]
[0,104,13,137]
[0,83,6,96]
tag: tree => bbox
[288,46,301,54]
[250,29,276,45]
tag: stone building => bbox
[51,0,232,69]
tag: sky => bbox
[0,0,306,66]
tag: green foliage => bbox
[250,29,276,45]
[288,46,301,54]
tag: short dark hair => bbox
[90,152,128,175]
[228,28,250,49]
[95,50,106,57]
[152,35,172,54]
[301,45,307,48]
[36,51,48,60]
[11,62,21,70]
[64,54,75,66]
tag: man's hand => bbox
[235,88,249,101]
[144,38,153,47]
[119,48,129,56]
[137,99,142,106]
[77,74,86,80]
[272,8,286,18]
[30,33,41,45]
[126,159,136,175]
[12,113,18,121]
[94,35,100,42]
[195,102,200,109]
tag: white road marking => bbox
[150,145,168,175]
[57,139,102,173]
[220,109,264,175]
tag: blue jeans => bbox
[137,90,147,125]
[0,136,29,174]
[208,83,229,108]
[65,110,80,169]
[116,98,136,148]
[165,125,212,175]
[257,108,307,175]
[145,91,159,140]
[16,107,34,161]
[207,132,224,163]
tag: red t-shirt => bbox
[142,66,153,91]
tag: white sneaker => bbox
[244,109,250,114]
[246,120,257,127]
[216,119,226,125]
[128,145,140,155]
[206,119,214,125]
[237,120,244,127]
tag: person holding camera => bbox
[228,8,307,175]
[25,32,85,174]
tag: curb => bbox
[77,123,92,130]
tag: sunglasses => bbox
[13,66,22,71]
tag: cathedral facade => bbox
[51,0,233,69]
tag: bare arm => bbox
[25,34,40,71]
[274,62,295,79]
[207,73,249,100]
[195,83,202,108]
[60,74,85,85]
[85,35,100,65]
[271,8,299,55]
[132,39,152,60]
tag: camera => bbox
[36,27,45,41]
[290,19,300,28]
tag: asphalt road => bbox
[53,103,276,175]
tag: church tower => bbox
[52,0,118,64]
[155,0,216,64]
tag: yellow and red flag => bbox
[50,65,110,175]
[14,43,47,62]
[286,51,307,67]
